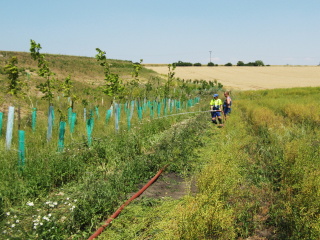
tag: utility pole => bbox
[209,51,212,63]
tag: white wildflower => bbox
[16,220,20,223]
[11,224,15,228]
[6,212,10,216]
[43,216,50,221]
[26,201,34,206]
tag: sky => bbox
[1,0,319,65]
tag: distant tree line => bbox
[173,60,268,67]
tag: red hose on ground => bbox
[87,164,169,240]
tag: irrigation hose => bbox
[87,164,169,240]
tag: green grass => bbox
[2,48,320,239]
[97,87,320,240]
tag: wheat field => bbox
[145,66,320,90]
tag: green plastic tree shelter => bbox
[95,106,100,119]
[114,103,119,132]
[70,112,76,133]
[18,130,25,168]
[6,106,14,150]
[0,112,3,136]
[32,108,37,131]
[137,103,143,121]
[86,111,94,146]
[58,121,66,152]
[47,106,54,142]
[106,109,112,123]
[68,107,72,125]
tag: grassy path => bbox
[98,87,320,240]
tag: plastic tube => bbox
[6,106,14,150]
[87,164,169,240]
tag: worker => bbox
[223,91,232,121]
[210,94,223,125]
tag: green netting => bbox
[18,130,25,168]
[58,121,66,152]
[32,108,37,132]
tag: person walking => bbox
[223,91,232,121]
[210,94,223,125]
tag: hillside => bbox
[0,50,162,110]
[0,51,159,84]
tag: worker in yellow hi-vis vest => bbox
[210,94,223,125]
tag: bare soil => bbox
[137,172,197,200]
[145,66,320,90]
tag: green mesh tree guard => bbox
[32,108,37,132]
[163,98,168,116]
[150,101,154,119]
[176,101,181,111]
[157,102,161,118]
[137,101,143,121]
[86,111,94,146]
[47,106,54,142]
[126,110,131,130]
[118,104,121,123]
[6,106,14,150]
[51,107,55,127]
[130,101,135,121]
[68,107,72,125]
[115,103,119,132]
[106,109,112,123]
[95,106,100,119]
[0,112,3,136]
[70,112,77,133]
[58,121,66,152]
[18,130,25,169]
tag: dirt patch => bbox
[137,172,197,200]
